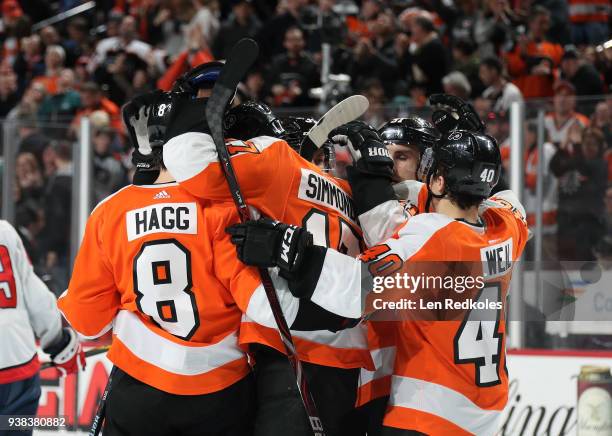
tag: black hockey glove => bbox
[329,121,396,216]
[227,219,330,299]
[227,218,314,275]
[429,94,485,134]
[329,120,394,179]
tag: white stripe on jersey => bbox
[113,310,244,376]
[389,375,502,435]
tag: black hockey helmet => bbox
[224,101,285,140]
[279,116,317,152]
[379,116,441,152]
[417,130,501,198]
[172,61,224,95]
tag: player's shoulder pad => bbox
[480,190,527,222]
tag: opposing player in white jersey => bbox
[0,220,84,435]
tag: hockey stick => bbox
[89,365,117,436]
[205,38,325,436]
[40,346,110,370]
[300,95,369,161]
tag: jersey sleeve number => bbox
[133,239,199,340]
[0,245,17,309]
[453,283,503,387]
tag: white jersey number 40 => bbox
[453,283,503,387]
[133,239,199,340]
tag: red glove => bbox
[46,328,86,376]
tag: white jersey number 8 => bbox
[134,239,199,340]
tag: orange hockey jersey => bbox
[355,179,428,407]
[163,133,373,370]
[377,191,528,435]
[58,182,250,395]
[320,189,528,434]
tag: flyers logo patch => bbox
[226,140,260,156]
[399,200,418,217]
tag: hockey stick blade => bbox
[300,95,369,160]
[205,38,326,436]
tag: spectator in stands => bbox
[449,0,479,42]
[38,69,81,129]
[6,82,47,144]
[266,26,319,107]
[505,6,564,99]
[16,111,49,166]
[15,199,44,268]
[361,79,387,127]
[39,26,61,48]
[188,0,220,49]
[31,45,66,95]
[451,38,484,98]
[157,10,215,91]
[91,15,152,73]
[560,46,605,98]
[92,126,127,204]
[568,0,610,45]
[41,140,73,292]
[408,14,448,95]
[15,152,44,203]
[70,82,122,137]
[0,0,30,66]
[538,0,572,44]
[479,56,524,113]
[63,17,89,66]
[12,34,44,89]
[472,0,515,58]
[523,120,559,260]
[213,0,261,59]
[143,1,186,52]
[346,0,382,42]
[99,50,150,104]
[256,0,306,59]
[592,101,612,148]
[350,10,399,98]
[74,56,91,84]
[0,62,20,117]
[241,69,265,101]
[442,71,472,100]
[551,125,607,261]
[544,80,590,145]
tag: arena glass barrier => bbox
[3,95,612,435]
[1,117,88,297]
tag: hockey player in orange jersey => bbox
[58,91,257,436]
[228,126,529,436]
[161,97,383,436]
[354,116,441,435]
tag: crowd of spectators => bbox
[0,0,610,291]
